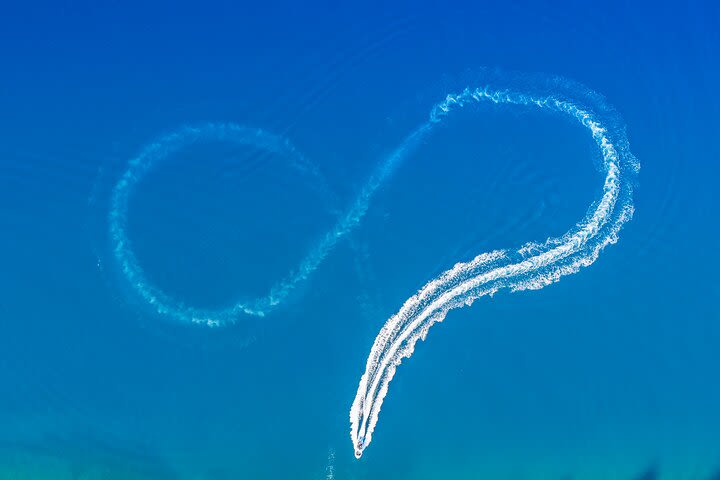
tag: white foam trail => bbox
[110,124,432,326]
[349,83,638,458]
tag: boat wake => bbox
[106,72,638,458]
[349,77,638,458]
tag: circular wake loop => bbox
[110,121,432,327]
[109,124,341,327]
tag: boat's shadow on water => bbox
[558,466,720,480]
[632,466,720,480]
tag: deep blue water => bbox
[1,1,719,479]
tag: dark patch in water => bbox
[0,430,178,479]
[632,465,659,480]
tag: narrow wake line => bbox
[325,448,336,480]
[349,81,638,458]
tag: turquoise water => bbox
[1,1,719,479]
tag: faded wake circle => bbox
[110,121,428,327]
[109,124,342,327]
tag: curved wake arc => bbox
[349,82,638,458]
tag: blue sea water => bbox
[0,1,719,479]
